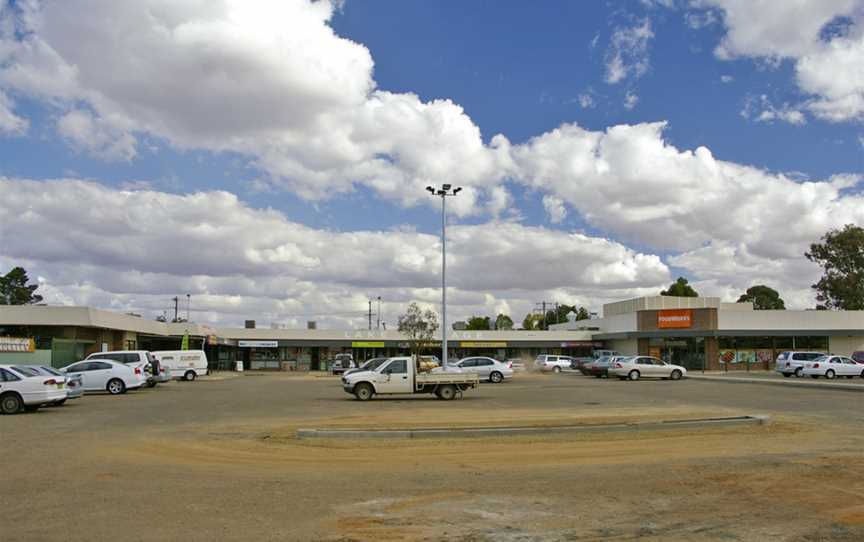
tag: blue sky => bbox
[0,0,862,325]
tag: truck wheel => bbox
[553,366,561,374]
[354,383,374,401]
[782,373,791,378]
[437,385,457,400]
[184,370,196,382]
[489,371,503,383]
[0,392,23,414]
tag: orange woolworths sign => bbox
[657,309,692,329]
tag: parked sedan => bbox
[26,365,84,403]
[453,357,513,383]
[0,364,67,414]
[802,355,864,379]
[608,356,687,381]
[60,359,145,394]
[588,356,629,378]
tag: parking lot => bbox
[4,372,864,541]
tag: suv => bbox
[534,354,575,373]
[774,351,825,378]
[86,350,163,387]
[330,353,355,375]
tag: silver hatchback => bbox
[452,357,514,383]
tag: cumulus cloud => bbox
[0,90,27,135]
[542,195,567,224]
[0,178,670,326]
[604,19,655,84]
[694,0,864,122]
[741,95,807,125]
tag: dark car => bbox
[588,356,627,378]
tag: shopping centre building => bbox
[2,296,864,371]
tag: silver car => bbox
[607,356,687,381]
[452,357,513,383]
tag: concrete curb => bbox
[296,415,769,439]
[689,375,864,392]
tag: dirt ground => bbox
[3,372,864,541]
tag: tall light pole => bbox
[426,184,462,369]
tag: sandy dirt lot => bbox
[3,372,864,541]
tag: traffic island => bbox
[296,414,770,439]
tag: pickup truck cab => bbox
[342,356,479,401]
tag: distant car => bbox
[588,356,629,378]
[774,351,825,378]
[453,357,513,383]
[329,353,356,375]
[608,356,686,381]
[61,359,145,395]
[27,365,84,403]
[0,364,67,414]
[802,355,864,379]
[534,355,575,373]
[86,350,160,387]
[851,351,864,364]
[344,357,389,377]
[152,350,209,381]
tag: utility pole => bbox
[368,300,372,330]
[376,296,381,330]
[186,293,190,322]
[172,296,179,322]
[426,184,462,369]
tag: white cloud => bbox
[0,90,27,135]
[542,195,567,224]
[741,95,807,125]
[604,19,655,84]
[0,178,670,326]
[720,74,734,83]
[694,0,864,122]
[623,91,639,110]
[56,109,137,160]
[577,93,595,109]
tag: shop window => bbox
[773,336,793,350]
[794,336,829,350]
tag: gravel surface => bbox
[3,372,864,541]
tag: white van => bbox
[151,350,209,381]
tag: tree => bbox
[660,277,698,297]
[397,302,439,360]
[806,224,864,310]
[494,313,514,330]
[522,313,543,330]
[0,267,43,305]
[737,285,786,310]
[465,316,491,330]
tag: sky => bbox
[0,0,863,329]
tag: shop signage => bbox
[352,341,385,348]
[460,341,507,348]
[0,337,34,352]
[238,340,278,348]
[657,309,692,329]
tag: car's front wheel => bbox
[670,369,683,381]
[826,369,836,379]
[354,383,374,401]
[106,378,125,395]
[489,371,503,384]
[553,366,561,373]
[0,392,22,414]
[794,367,803,378]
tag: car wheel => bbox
[628,370,640,381]
[0,392,23,414]
[670,370,683,381]
[106,378,125,395]
[794,367,803,378]
[184,371,196,382]
[354,383,374,401]
[438,384,457,400]
[782,373,791,378]
[826,369,835,379]
[147,381,157,388]
[489,371,503,384]
[553,366,561,373]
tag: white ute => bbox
[342,356,479,401]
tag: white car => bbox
[151,350,209,381]
[607,356,687,381]
[802,355,864,379]
[774,351,825,378]
[452,357,514,383]
[86,350,162,386]
[534,354,575,373]
[0,364,67,414]
[61,359,145,394]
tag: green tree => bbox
[494,313,514,330]
[660,277,698,297]
[521,313,544,330]
[0,267,43,305]
[397,302,439,360]
[805,224,864,310]
[465,316,491,330]
[737,285,786,310]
